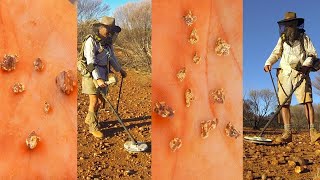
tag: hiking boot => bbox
[85,111,101,127]
[89,129,104,138]
[310,129,320,143]
[85,111,103,138]
[85,111,96,125]
[275,130,292,144]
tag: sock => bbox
[310,123,315,130]
[284,124,291,131]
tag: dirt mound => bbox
[77,69,151,179]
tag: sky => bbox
[102,0,139,15]
[244,0,320,104]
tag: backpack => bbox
[77,34,98,77]
[279,33,320,72]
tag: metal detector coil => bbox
[124,141,148,153]
[244,136,272,145]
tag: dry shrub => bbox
[114,0,151,72]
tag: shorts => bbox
[277,69,312,105]
[81,76,107,95]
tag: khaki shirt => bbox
[265,34,317,76]
[84,37,121,80]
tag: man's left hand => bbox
[120,69,127,78]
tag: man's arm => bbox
[84,37,106,87]
[265,37,283,66]
[109,46,122,72]
[302,35,317,67]
[109,46,127,77]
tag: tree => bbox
[244,89,277,129]
[243,99,255,125]
[290,105,307,132]
[113,0,151,72]
[77,0,110,22]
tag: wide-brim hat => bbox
[277,12,304,26]
[94,16,121,33]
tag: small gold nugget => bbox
[13,83,25,93]
[169,137,182,152]
[225,122,240,139]
[209,88,225,104]
[1,54,18,71]
[33,58,44,71]
[193,52,201,64]
[185,89,195,107]
[154,102,175,118]
[44,101,51,113]
[215,38,231,56]
[201,119,217,139]
[177,68,186,82]
[183,11,197,26]
[26,131,40,149]
[55,70,76,95]
[189,28,199,45]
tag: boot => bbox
[310,129,320,143]
[84,111,95,125]
[85,111,103,138]
[275,130,292,144]
[89,128,104,138]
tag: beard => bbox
[98,36,112,47]
[284,27,300,46]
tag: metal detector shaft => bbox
[116,77,124,113]
[258,74,307,137]
[269,70,280,105]
[269,70,281,123]
[98,88,137,144]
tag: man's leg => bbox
[96,93,105,112]
[295,73,320,143]
[304,102,314,126]
[276,70,293,144]
[85,94,103,138]
[282,105,291,130]
[275,105,293,143]
[305,102,320,143]
[89,94,98,112]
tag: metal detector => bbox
[98,87,148,153]
[116,76,124,113]
[244,72,308,144]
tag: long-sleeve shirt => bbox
[83,36,122,80]
[265,34,317,76]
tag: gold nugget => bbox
[189,28,199,45]
[183,11,197,26]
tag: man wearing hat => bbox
[82,16,127,138]
[264,12,320,144]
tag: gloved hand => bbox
[300,66,311,75]
[120,69,127,78]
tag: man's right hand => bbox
[264,65,271,72]
[97,79,106,88]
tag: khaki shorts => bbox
[277,69,312,105]
[82,76,107,95]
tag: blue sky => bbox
[103,0,139,15]
[244,0,320,104]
